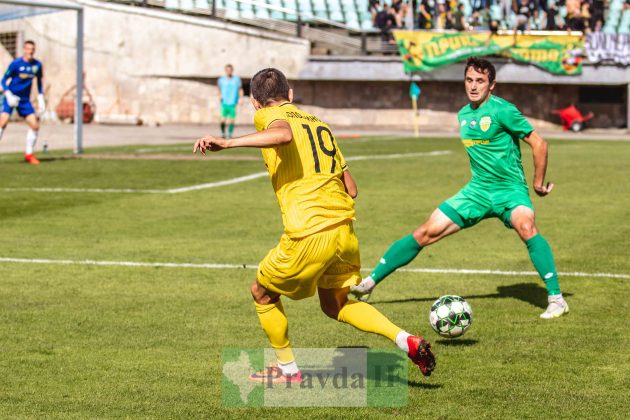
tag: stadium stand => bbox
[119,0,621,33]
[110,0,629,57]
[604,0,630,33]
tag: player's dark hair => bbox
[225,64,233,69]
[250,68,290,106]
[465,57,496,84]
[24,40,35,47]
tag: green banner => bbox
[394,31,584,75]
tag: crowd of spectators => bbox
[371,0,611,39]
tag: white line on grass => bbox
[0,150,451,195]
[0,187,166,194]
[0,257,627,279]
[166,172,269,193]
[346,150,451,161]
[398,267,630,279]
[0,257,248,269]
[0,173,269,194]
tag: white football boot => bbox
[349,278,375,302]
[540,295,569,319]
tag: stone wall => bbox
[291,80,627,128]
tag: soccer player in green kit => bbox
[351,57,569,319]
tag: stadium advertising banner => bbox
[586,33,630,65]
[394,31,584,75]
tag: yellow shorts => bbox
[257,222,361,300]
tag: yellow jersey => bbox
[253,103,355,239]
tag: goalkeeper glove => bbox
[4,90,19,107]
[37,94,46,114]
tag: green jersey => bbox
[457,95,533,187]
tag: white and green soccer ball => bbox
[429,295,473,338]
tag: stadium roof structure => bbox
[0,0,85,153]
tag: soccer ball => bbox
[429,295,473,338]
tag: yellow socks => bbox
[256,298,406,367]
[337,300,402,342]
[255,300,295,364]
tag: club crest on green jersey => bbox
[480,116,491,132]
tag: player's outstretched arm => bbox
[1,62,19,107]
[193,120,292,154]
[36,64,44,94]
[36,64,45,113]
[342,170,358,198]
[1,62,13,92]
[523,130,554,197]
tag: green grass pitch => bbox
[0,136,628,418]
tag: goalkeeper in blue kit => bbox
[0,40,46,165]
[351,57,568,319]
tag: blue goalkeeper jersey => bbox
[1,57,43,99]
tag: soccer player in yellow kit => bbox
[193,68,435,382]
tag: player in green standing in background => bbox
[217,64,243,139]
[351,57,569,319]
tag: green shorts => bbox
[220,104,237,120]
[438,182,533,229]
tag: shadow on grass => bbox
[306,348,442,392]
[36,156,76,163]
[408,380,442,389]
[375,282,573,309]
[336,345,369,349]
[435,338,478,347]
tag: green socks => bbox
[220,122,226,136]
[228,123,235,138]
[369,232,561,296]
[370,234,423,284]
[526,234,561,296]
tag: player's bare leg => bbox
[319,286,435,376]
[248,279,301,383]
[411,208,461,245]
[23,114,40,165]
[0,112,10,142]
[350,209,460,301]
[511,205,539,242]
[511,206,568,318]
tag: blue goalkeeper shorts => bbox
[3,97,35,117]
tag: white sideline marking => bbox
[0,257,627,279]
[166,172,269,193]
[0,187,166,194]
[0,172,269,194]
[346,150,451,161]
[0,150,450,195]
[398,267,630,279]
[0,257,250,269]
